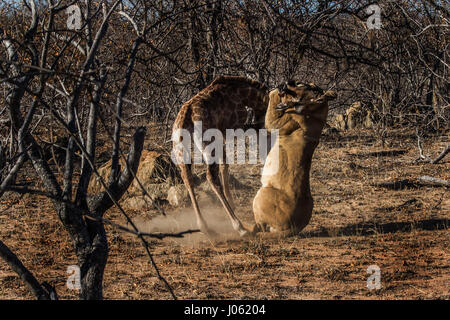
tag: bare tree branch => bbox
[0,239,54,300]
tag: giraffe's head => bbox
[275,81,336,116]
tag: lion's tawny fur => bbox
[252,83,336,235]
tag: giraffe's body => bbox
[173,76,269,132]
[172,76,269,236]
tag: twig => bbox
[432,144,450,164]
[0,239,54,300]
[414,131,432,163]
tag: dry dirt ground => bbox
[0,127,448,300]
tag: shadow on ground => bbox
[299,218,449,238]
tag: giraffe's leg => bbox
[218,163,235,209]
[178,163,215,237]
[206,163,248,237]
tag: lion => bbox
[333,101,375,130]
[251,81,336,236]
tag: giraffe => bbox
[172,75,270,237]
[252,81,336,236]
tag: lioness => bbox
[252,81,336,235]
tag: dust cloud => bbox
[134,202,241,246]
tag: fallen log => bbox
[417,176,449,187]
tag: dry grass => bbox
[0,128,448,300]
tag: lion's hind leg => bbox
[252,186,294,233]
